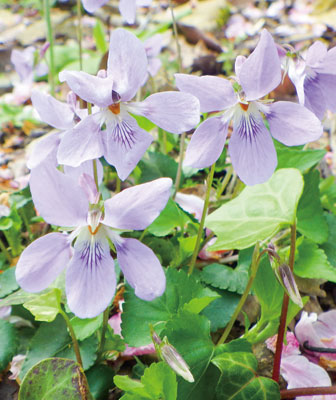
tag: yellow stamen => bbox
[239,103,249,111]
[108,103,120,114]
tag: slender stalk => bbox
[272,222,297,382]
[76,0,83,70]
[280,386,336,399]
[93,159,99,191]
[98,307,110,357]
[188,163,216,274]
[43,0,55,96]
[115,176,121,194]
[19,208,33,242]
[173,132,186,197]
[216,165,233,199]
[0,238,12,264]
[60,310,83,367]
[168,0,183,73]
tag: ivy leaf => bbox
[121,269,218,346]
[297,170,328,243]
[295,238,336,282]
[23,289,61,322]
[0,319,17,370]
[18,358,93,400]
[0,267,19,298]
[212,352,280,399]
[206,169,304,250]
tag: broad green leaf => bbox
[0,289,39,307]
[320,176,336,214]
[295,238,336,282]
[19,358,93,400]
[70,314,103,341]
[0,319,17,370]
[93,20,108,53]
[148,199,191,237]
[0,267,19,298]
[201,288,240,332]
[23,289,61,322]
[162,311,216,400]
[115,362,177,400]
[321,213,336,266]
[297,170,328,243]
[0,217,12,230]
[58,335,98,371]
[206,169,304,250]
[138,152,182,184]
[122,269,218,346]
[275,141,326,172]
[142,236,177,266]
[212,352,280,399]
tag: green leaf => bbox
[297,170,328,243]
[320,176,336,214]
[212,352,280,399]
[0,289,39,307]
[206,169,304,250]
[70,314,103,341]
[295,238,336,282]
[122,269,217,346]
[0,319,17,371]
[162,311,217,400]
[201,288,241,332]
[93,20,108,53]
[0,267,19,298]
[23,289,61,322]
[115,362,177,400]
[142,237,177,266]
[138,152,181,184]
[58,335,98,371]
[275,141,326,172]
[148,199,191,237]
[0,217,12,230]
[19,358,93,400]
[320,213,336,266]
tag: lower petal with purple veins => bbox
[229,104,277,185]
[115,238,166,301]
[66,228,116,319]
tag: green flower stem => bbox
[115,176,121,194]
[188,163,216,275]
[43,0,55,96]
[272,221,297,382]
[98,307,110,358]
[158,128,167,155]
[216,165,233,199]
[173,132,186,197]
[60,309,83,367]
[217,243,260,345]
[168,0,183,73]
[0,238,12,264]
[76,0,83,70]
[19,208,33,242]
[93,159,99,191]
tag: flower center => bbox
[87,208,102,235]
[239,102,249,111]
[109,103,121,114]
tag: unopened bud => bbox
[276,264,303,308]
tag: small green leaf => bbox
[297,170,328,243]
[0,289,39,307]
[0,319,17,370]
[0,217,12,230]
[0,267,19,298]
[206,169,304,250]
[70,314,103,341]
[138,152,181,184]
[212,352,280,399]
[23,289,61,322]
[295,238,336,282]
[114,375,144,392]
[19,358,93,400]
[93,20,108,53]
[58,335,98,371]
[320,213,336,266]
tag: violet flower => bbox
[266,332,336,400]
[16,162,172,318]
[11,46,48,84]
[144,34,163,80]
[288,41,336,120]
[58,28,200,180]
[175,29,322,185]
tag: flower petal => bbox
[130,92,200,133]
[59,71,114,108]
[303,75,327,120]
[305,41,328,68]
[16,233,71,292]
[238,29,281,101]
[57,113,105,167]
[119,0,137,24]
[175,73,237,113]
[31,90,74,130]
[64,159,104,185]
[266,101,323,146]
[317,73,336,112]
[184,116,228,168]
[317,47,336,75]
[103,178,172,230]
[103,113,153,180]
[229,103,277,185]
[81,0,109,12]
[30,162,88,227]
[66,228,116,318]
[116,238,166,300]
[27,131,61,170]
[107,29,147,101]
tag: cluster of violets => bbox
[14,26,334,323]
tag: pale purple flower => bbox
[144,34,163,78]
[11,46,48,84]
[288,41,336,120]
[176,29,323,185]
[16,162,172,318]
[58,28,200,180]
[266,332,336,400]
